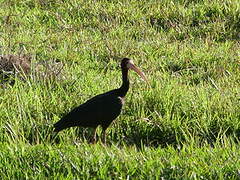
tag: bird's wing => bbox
[54,90,123,131]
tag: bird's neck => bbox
[118,68,129,97]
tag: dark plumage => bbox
[53,58,147,144]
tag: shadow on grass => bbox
[22,118,240,150]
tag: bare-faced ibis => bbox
[53,58,147,144]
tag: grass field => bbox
[0,0,240,179]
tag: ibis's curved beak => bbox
[127,60,148,84]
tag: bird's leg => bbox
[90,127,97,144]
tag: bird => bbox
[53,58,147,144]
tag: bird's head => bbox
[121,58,148,83]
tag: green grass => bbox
[0,0,240,179]
[1,143,240,179]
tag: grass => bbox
[1,143,240,179]
[0,0,240,179]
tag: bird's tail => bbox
[53,116,72,133]
[53,119,65,133]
